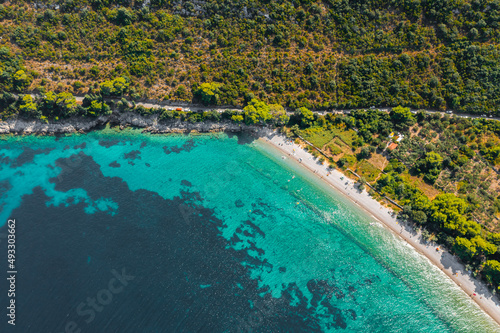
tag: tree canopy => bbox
[484,260,500,286]
[243,98,272,125]
[297,107,314,128]
[269,104,289,126]
[194,83,222,106]
[100,77,130,96]
[390,106,416,128]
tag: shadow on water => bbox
[0,150,356,332]
[226,131,258,145]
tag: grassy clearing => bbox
[335,129,358,147]
[368,153,389,171]
[405,174,442,200]
[301,126,359,151]
[355,160,381,182]
[327,143,343,155]
[300,127,335,148]
[338,154,357,169]
[333,137,352,152]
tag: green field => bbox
[327,143,343,155]
[300,127,335,148]
[356,160,381,182]
[301,126,359,150]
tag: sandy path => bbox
[257,128,500,327]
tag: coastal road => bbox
[33,94,500,121]
[108,97,500,121]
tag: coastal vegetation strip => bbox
[285,106,500,297]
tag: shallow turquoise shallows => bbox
[0,128,498,332]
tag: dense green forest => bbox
[2,0,500,115]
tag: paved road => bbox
[130,99,500,121]
[37,94,500,121]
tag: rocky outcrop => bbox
[0,117,104,135]
[0,112,258,135]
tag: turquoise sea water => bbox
[0,128,498,332]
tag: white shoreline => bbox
[257,128,500,327]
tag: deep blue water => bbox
[0,129,498,332]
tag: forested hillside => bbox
[2,0,500,115]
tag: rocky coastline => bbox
[0,112,258,135]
